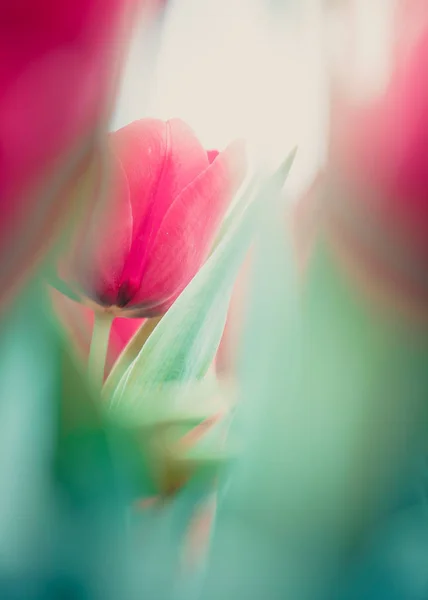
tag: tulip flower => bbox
[57,118,247,318]
[0,0,139,310]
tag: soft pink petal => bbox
[118,118,210,304]
[109,119,168,225]
[127,139,247,313]
[80,153,134,305]
[207,150,219,164]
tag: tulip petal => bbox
[64,153,133,306]
[116,118,209,304]
[109,119,168,225]
[128,139,247,314]
[150,118,211,228]
[207,150,219,164]
[63,119,167,306]
[91,155,135,305]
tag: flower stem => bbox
[88,311,114,390]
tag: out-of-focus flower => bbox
[328,0,428,260]
[323,0,428,323]
[57,118,246,318]
[0,0,139,309]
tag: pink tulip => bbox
[58,118,247,318]
[0,0,139,309]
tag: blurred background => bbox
[112,0,329,196]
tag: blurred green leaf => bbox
[200,179,428,598]
[221,199,428,542]
[0,282,144,598]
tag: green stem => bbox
[88,311,114,390]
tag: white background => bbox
[112,0,329,196]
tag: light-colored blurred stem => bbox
[88,311,114,390]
